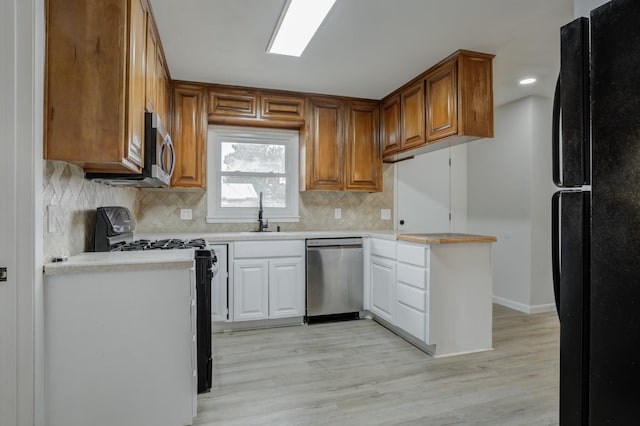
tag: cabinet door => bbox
[400,81,425,150]
[381,94,401,156]
[345,101,381,192]
[233,260,269,321]
[426,61,458,141]
[370,256,396,324]
[305,97,344,190]
[144,18,158,113]
[126,0,148,169]
[211,245,228,322]
[157,57,169,128]
[171,83,206,188]
[208,89,258,119]
[260,94,305,122]
[269,257,305,319]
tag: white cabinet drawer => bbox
[396,282,426,312]
[370,238,396,259]
[397,242,428,267]
[396,302,426,342]
[234,240,304,258]
[397,263,428,290]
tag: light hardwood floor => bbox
[194,305,560,425]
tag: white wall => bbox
[468,98,534,308]
[467,96,555,313]
[574,0,609,17]
[530,97,556,307]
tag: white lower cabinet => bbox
[234,259,269,321]
[370,239,493,357]
[396,299,426,341]
[211,244,229,322]
[232,240,305,322]
[269,257,305,318]
[370,255,396,324]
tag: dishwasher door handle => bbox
[306,245,362,251]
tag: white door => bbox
[233,260,269,321]
[269,257,304,319]
[396,148,451,232]
[370,256,396,324]
[210,245,228,322]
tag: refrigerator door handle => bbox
[552,75,562,187]
[552,191,562,316]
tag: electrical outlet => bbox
[180,209,193,220]
[381,209,391,220]
[334,208,342,219]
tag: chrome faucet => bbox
[257,192,268,232]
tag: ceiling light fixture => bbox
[267,0,337,57]
[519,77,537,85]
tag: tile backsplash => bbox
[43,160,137,260]
[136,164,394,233]
[43,161,393,259]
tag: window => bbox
[207,126,299,223]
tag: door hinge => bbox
[449,158,452,166]
[449,212,452,221]
[226,308,229,320]
[0,267,7,282]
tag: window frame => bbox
[206,125,300,223]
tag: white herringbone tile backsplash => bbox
[43,160,137,260]
[135,164,394,233]
[43,161,393,259]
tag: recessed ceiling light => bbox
[267,0,337,57]
[519,77,537,85]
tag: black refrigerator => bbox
[552,0,640,424]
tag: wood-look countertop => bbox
[397,233,498,245]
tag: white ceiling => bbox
[150,0,573,106]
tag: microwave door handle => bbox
[160,136,176,178]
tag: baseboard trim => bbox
[529,303,556,314]
[492,296,556,315]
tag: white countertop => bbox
[46,230,492,275]
[135,230,397,242]
[44,249,195,276]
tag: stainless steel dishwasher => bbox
[306,238,363,323]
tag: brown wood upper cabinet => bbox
[382,50,494,162]
[425,60,458,141]
[208,89,258,119]
[305,97,344,191]
[425,51,494,143]
[207,86,305,127]
[400,81,426,149]
[171,83,207,189]
[144,12,171,129]
[381,94,401,156]
[45,0,170,173]
[304,97,381,192]
[260,94,305,122]
[345,101,381,191]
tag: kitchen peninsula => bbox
[131,230,497,357]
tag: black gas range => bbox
[94,206,214,394]
[111,238,208,252]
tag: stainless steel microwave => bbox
[85,112,175,187]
